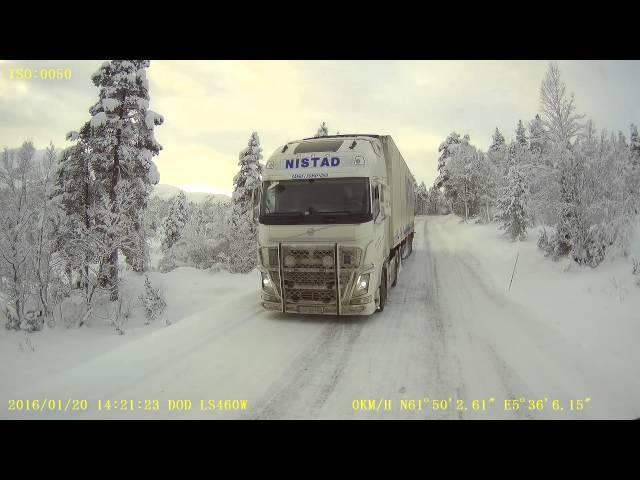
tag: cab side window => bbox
[372,185,380,220]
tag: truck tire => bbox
[376,267,388,313]
[391,252,399,287]
[406,234,413,258]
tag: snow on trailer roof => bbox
[294,134,382,142]
[279,135,385,155]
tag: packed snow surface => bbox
[1,216,639,419]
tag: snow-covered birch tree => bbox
[0,144,37,329]
[539,62,584,148]
[64,181,144,324]
[29,143,64,327]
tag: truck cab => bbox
[255,134,414,316]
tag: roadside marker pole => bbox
[508,251,519,292]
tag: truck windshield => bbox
[260,177,372,225]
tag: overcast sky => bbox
[1,60,638,194]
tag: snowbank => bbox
[0,267,259,395]
[431,214,640,400]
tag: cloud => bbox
[1,60,639,191]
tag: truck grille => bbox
[281,244,338,313]
[284,271,335,289]
[285,248,334,268]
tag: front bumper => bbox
[259,243,376,316]
[260,296,376,316]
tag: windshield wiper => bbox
[305,208,354,216]
[307,211,362,224]
[260,211,305,225]
[263,211,304,217]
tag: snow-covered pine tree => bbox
[507,140,519,160]
[580,119,598,155]
[227,132,264,273]
[315,122,329,138]
[489,128,506,153]
[226,207,258,273]
[232,132,263,210]
[497,158,528,241]
[161,191,188,250]
[528,114,548,157]
[516,120,528,149]
[615,131,628,153]
[631,124,640,165]
[629,124,640,215]
[81,60,163,298]
[435,132,463,189]
[58,126,95,295]
[414,182,427,214]
[488,127,510,180]
[139,276,166,325]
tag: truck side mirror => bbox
[252,187,261,222]
[380,201,390,219]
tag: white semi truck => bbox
[255,134,415,316]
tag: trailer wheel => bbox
[391,252,399,287]
[406,234,414,258]
[376,267,387,313]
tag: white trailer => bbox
[255,134,415,316]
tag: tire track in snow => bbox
[421,220,461,418]
[246,318,366,419]
[426,217,533,419]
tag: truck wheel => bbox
[391,252,399,287]
[406,235,413,257]
[376,267,387,313]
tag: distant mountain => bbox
[152,184,231,204]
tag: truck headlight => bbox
[261,271,275,294]
[353,273,370,297]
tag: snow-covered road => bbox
[4,216,639,419]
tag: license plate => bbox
[299,306,323,314]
